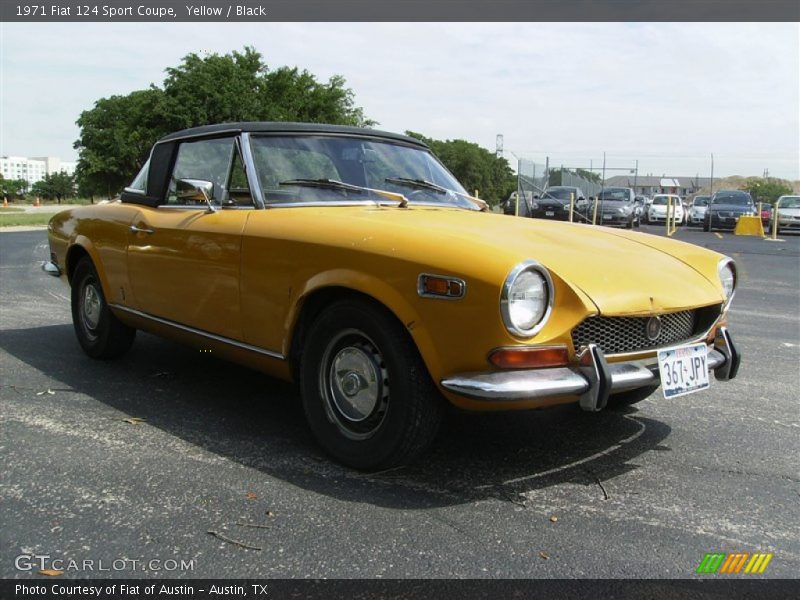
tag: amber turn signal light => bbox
[418,274,465,298]
[489,346,569,369]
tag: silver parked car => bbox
[688,195,710,226]
[775,195,800,234]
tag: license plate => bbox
[545,211,554,216]
[657,342,710,399]
[603,214,612,220]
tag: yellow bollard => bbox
[569,193,574,223]
[734,215,764,237]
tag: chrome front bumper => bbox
[441,327,740,412]
[41,260,62,277]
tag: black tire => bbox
[299,298,444,470]
[71,256,136,359]
[703,219,710,232]
[606,384,659,409]
[625,216,633,229]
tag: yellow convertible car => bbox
[43,122,740,469]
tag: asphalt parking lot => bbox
[1,223,798,579]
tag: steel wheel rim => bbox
[80,279,102,340]
[319,329,389,441]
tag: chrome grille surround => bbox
[571,310,697,356]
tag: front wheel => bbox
[71,256,136,359]
[703,220,710,232]
[299,299,444,470]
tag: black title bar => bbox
[1,0,799,22]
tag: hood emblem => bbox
[646,316,662,341]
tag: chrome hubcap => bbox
[82,282,102,331]
[320,330,389,440]
[330,347,381,421]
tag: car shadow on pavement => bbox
[1,324,672,509]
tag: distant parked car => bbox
[774,195,800,234]
[594,187,639,228]
[757,201,774,231]
[688,195,710,226]
[648,194,685,225]
[530,186,587,221]
[704,190,756,232]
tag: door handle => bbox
[130,225,155,235]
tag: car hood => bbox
[778,207,800,216]
[709,203,752,212]
[266,207,724,316]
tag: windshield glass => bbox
[779,196,800,208]
[692,196,709,206]
[597,188,630,202]
[712,192,752,206]
[541,188,577,201]
[249,135,471,207]
[652,196,675,205]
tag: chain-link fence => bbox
[506,159,604,221]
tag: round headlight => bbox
[501,262,553,337]
[718,258,736,304]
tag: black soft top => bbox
[157,122,427,148]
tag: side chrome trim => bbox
[123,187,146,196]
[108,304,285,360]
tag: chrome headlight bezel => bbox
[717,257,737,308]
[500,260,554,338]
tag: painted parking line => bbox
[715,233,723,239]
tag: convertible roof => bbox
[157,122,428,147]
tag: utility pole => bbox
[496,134,504,159]
[709,153,714,197]
[633,160,639,191]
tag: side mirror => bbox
[578,196,585,202]
[176,178,216,212]
[533,195,540,200]
[589,196,596,202]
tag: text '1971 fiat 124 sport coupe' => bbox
[43,123,741,469]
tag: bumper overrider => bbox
[441,327,740,411]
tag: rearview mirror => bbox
[176,178,216,212]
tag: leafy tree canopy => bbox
[740,178,793,204]
[404,131,516,205]
[31,171,76,203]
[75,47,373,197]
[0,175,28,199]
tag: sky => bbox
[1,22,798,179]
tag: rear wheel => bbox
[299,298,444,470]
[606,384,659,409]
[71,256,136,359]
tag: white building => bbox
[0,155,77,188]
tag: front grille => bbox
[571,308,720,355]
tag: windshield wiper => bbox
[385,177,448,195]
[279,178,367,194]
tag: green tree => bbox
[741,178,793,204]
[29,171,75,203]
[404,131,516,205]
[75,47,373,198]
[0,175,28,199]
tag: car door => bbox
[126,136,253,341]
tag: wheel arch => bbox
[287,277,441,383]
[65,237,112,298]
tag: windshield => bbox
[541,188,577,201]
[693,196,709,206]
[596,188,630,202]
[249,135,471,208]
[779,196,800,208]
[652,196,676,205]
[712,192,752,206]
